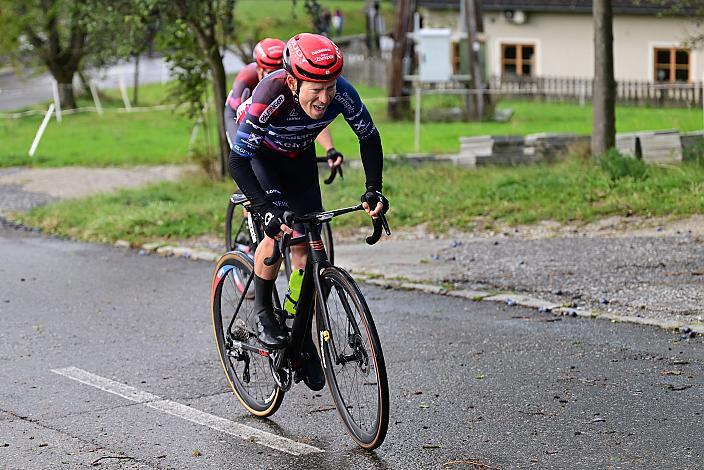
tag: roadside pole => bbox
[89,81,103,116]
[414,84,421,153]
[51,80,62,123]
[29,104,55,157]
[119,75,132,111]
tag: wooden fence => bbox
[489,75,704,107]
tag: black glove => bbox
[361,187,389,214]
[326,147,344,166]
[261,207,286,239]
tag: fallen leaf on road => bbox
[423,444,442,449]
[310,405,337,413]
[664,384,693,391]
[443,459,493,469]
[660,370,683,376]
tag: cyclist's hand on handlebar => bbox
[262,207,293,239]
[326,147,344,169]
[361,187,389,219]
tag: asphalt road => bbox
[1,227,703,469]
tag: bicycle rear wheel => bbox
[211,252,284,417]
[225,202,252,252]
[316,267,389,449]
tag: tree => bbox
[387,0,415,120]
[0,0,90,109]
[0,0,148,109]
[151,0,235,177]
[592,0,616,155]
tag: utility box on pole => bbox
[416,28,452,83]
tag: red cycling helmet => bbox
[253,38,285,70]
[283,33,343,82]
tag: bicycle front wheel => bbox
[321,221,334,266]
[316,267,389,449]
[211,251,284,417]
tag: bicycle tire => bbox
[322,221,334,266]
[225,200,237,252]
[226,202,254,253]
[283,221,334,279]
[211,251,284,417]
[315,266,389,449]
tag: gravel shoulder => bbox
[0,165,194,216]
[1,165,702,330]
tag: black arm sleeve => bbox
[359,129,383,191]
[228,150,271,214]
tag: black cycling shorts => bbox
[251,145,323,234]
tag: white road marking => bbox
[51,366,324,456]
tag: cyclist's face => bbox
[297,79,337,119]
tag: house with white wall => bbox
[419,0,704,84]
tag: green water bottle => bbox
[283,268,304,315]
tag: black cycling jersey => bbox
[228,71,383,215]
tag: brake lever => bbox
[263,232,291,266]
[366,217,384,245]
[323,165,337,185]
[264,211,294,265]
[263,241,281,266]
[379,213,391,236]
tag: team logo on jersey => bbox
[259,94,285,124]
[233,144,251,156]
[246,133,262,145]
[264,212,274,227]
[335,93,355,115]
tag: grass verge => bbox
[16,156,704,246]
[3,78,703,167]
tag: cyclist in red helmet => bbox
[229,33,388,391]
[225,38,343,168]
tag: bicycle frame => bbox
[226,222,329,361]
[226,203,387,371]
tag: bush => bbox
[598,148,649,183]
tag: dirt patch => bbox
[0,165,197,200]
[333,215,704,243]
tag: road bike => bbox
[211,204,390,449]
[224,157,340,278]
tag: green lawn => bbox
[16,156,704,246]
[233,0,395,42]
[4,84,702,167]
[0,81,199,167]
